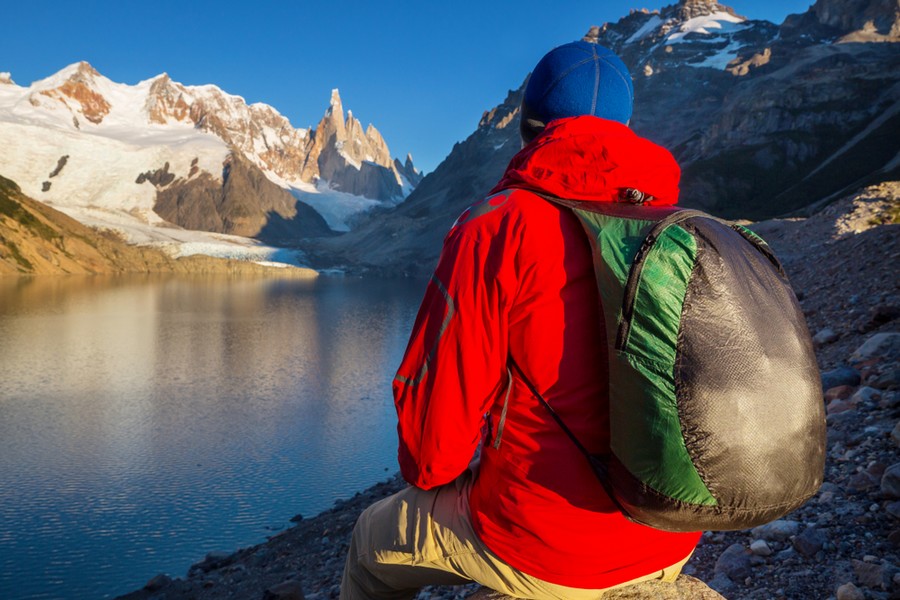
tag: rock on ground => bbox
[465,576,725,599]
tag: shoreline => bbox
[114,473,417,600]
[0,252,320,279]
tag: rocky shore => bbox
[117,184,899,600]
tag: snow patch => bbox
[666,11,746,43]
[397,172,415,198]
[627,15,663,43]
[289,181,381,232]
[0,120,228,210]
[688,41,744,70]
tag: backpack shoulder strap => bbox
[507,357,628,514]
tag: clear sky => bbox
[3,1,815,174]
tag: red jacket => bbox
[393,116,701,589]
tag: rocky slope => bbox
[312,0,900,276]
[116,182,899,599]
[0,62,419,246]
[0,174,316,277]
[584,0,899,219]
[149,153,332,245]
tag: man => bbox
[340,41,701,600]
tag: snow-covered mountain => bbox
[0,62,421,250]
[311,0,900,276]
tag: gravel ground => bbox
[117,183,900,600]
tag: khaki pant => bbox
[340,469,691,600]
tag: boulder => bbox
[836,582,865,600]
[751,519,801,542]
[813,327,839,345]
[872,368,900,391]
[465,575,725,599]
[851,559,886,589]
[792,527,827,557]
[714,543,753,581]
[851,333,900,364]
[263,579,306,600]
[822,367,862,390]
[883,464,900,498]
[750,539,773,556]
[851,387,881,404]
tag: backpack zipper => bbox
[615,210,709,351]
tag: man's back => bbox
[395,116,700,589]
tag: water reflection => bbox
[0,275,425,599]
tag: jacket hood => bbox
[492,116,680,206]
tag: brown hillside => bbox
[0,174,316,278]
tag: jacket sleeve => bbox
[393,225,511,490]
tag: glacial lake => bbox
[0,274,426,599]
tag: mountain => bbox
[0,62,420,249]
[598,0,900,218]
[310,0,899,276]
[307,84,525,275]
[0,174,315,276]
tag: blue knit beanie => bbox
[520,41,634,144]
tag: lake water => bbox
[0,274,426,599]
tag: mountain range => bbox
[0,62,421,250]
[312,0,899,276]
[0,0,897,276]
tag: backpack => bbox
[511,195,826,532]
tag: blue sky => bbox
[3,1,815,173]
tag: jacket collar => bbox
[491,115,680,206]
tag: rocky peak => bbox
[675,0,741,21]
[811,0,900,39]
[478,83,525,130]
[33,61,110,125]
[322,88,346,141]
[68,61,101,82]
[34,60,102,90]
[0,72,14,85]
[363,124,392,166]
[584,0,750,55]
[146,74,192,124]
[329,88,342,110]
[302,90,414,201]
[393,153,424,186]
[345,109,363,141]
